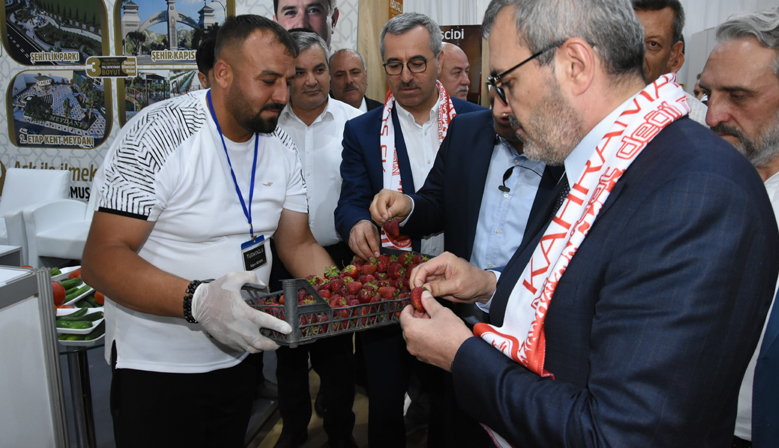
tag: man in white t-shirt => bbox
[83,16,335,447]
[274,31,361,448]
[699,10,779,448]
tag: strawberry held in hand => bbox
[383,217,400,237]
[411,286,427,313]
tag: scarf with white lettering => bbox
[380,80,456,250]
[473,74,690,448]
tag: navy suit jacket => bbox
[754,289,779,447]
[365,96,383,111]
[403,108,563,262]
[450,117,779,447]
[334,97,484,250]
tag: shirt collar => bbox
[395,96,440,127]
[359,97,368,113]
[281,97,333,125]
[564,96,633,186]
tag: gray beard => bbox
[711,115,779,168]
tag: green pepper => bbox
[50,267,62,276]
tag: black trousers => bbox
[271,239,356,440]
[276,334,356,439]
[110,343,256,448]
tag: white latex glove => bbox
[191,271,291,353]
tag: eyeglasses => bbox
[383,58,429,76]
[487,41,565,105]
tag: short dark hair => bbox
[273,0,336,16]
[632,0,685,45]
[215,14,299,61]
[196,37,216,74]
[289,29,330,62]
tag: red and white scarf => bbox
[473,74,690,448]
[380,80,456,250]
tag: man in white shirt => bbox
[82,16,336,447]
[698,10,779,448]
[274,31,361,448]
[631,0,708,125]
[329,49,383,112]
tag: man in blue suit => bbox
[400,1,779,447]
[698,9,779,447]
[334,12,483,448]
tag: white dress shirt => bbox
[395,101,444,255]
[279,98,363,246]
[359,97,368,113]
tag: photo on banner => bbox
[0,0,110,66]
[113,0,234,65]
[6,70,112,149]
[117,68,203,126]
[440,24,482,105]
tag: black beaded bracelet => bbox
[183,280,204,323]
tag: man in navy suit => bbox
[698,9,779,447]
[369,87,561,447]
[400,1,779,447]
[334,12,483,448]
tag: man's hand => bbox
[349,219,381,261]
[192,271,292,353]
[370,189,413,225]
[401,291,473,371]
[410,252,497,304]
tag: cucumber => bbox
[57,307,89,321]
[84,321,105,340]
[60,278,82,290]
[65,285,91,302]
[59,334,85,341]
[56,321,92,329]
[51,267,62,276]
[84,296,100,308]
[80,312,104,322]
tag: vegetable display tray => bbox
[243,278,410,348]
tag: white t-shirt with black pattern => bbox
[93,89,307,373]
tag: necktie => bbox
[552,176,570,215]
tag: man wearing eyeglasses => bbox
[397,0,779,447]
[334,12,483,448]
[273,0,338,47]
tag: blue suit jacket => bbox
[334,97,484,250]
[754,289,779,447]
[402,108,563,262]
[451,117,779,447]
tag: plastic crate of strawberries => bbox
[243,250,430,348]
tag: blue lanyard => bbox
[207,91,259,241]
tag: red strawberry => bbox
[412,254,428,264]
[379,286,397,299]
[306,275,323,286]
[399,252,414,267]
[358,289,372,304]
[406,263,418,278]
[359,274,375,284]
[377,259,388,273]
[360,307,369,325]
[388,262,405,280]
[298,288,307,302]
[399,277,410,290]
[345,294,357,303]
[347,298,360,306]
[329,278,344,293]
[410,286,427,312]
[346,281,363,294]
[361,264,378,275]
[342,265,359,280]
[383,217,400,236]
[362,282,377,293]
[352,258,366,269]
[318,289,331,299]
[370,295,380,304]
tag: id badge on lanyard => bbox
[241,236,268,271]
[207,91,265,271]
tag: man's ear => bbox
[668,40,685,74]
[331,8,340,30]
[438,49,446,76]
[558,38,595,96]
[213,59,232,88]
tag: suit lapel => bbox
[391,107,416,194]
